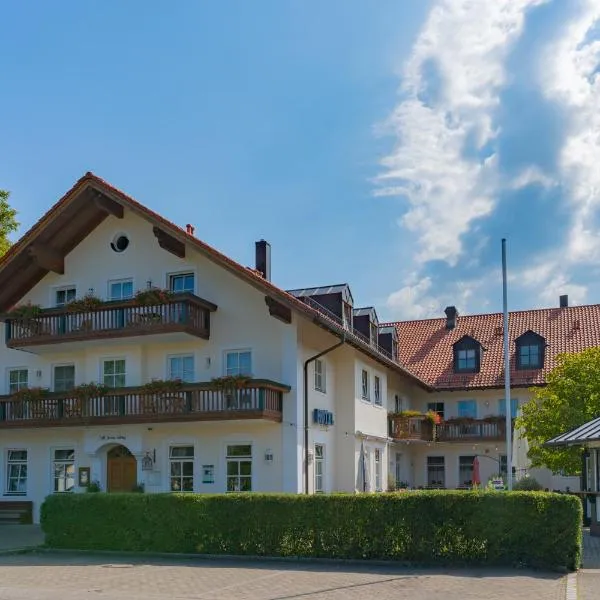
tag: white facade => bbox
[0,183,578,524]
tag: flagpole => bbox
[502,238,513,491]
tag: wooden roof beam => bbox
[27,244,65,274]
[93,192,124,218]
[153,226,185,259]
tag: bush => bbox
[513,476,544,491]
[40,491,582,571]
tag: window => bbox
[374,448,382,491]
[226,444,252,492]
[515,331,545,370]
[427,456,445,488]
[108,279,133,301]
[370,322,378,346]
[374,376,382,406]
[225,350,252,376]
[343,302,353,330]
[361,369,370,400]
[453,336,481,373]
[427,402,445,419]
[55,287,76,306]
[458,400,477,419]
[314,359,326,393]
[6,450,27,495]
[53,449,75,493]
[102,359,126,388]
[518,344,541,368]
[168,355,194,382]
[314,444,325,493]
[110,233,130,253]
[459,455,475,487]
[53,365,75,392]
[498,398,519,419]
[8,369,28,394]
[169,446,194,492]
[169,273,195,294]
[457,349,477,371]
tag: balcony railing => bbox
[389,414,434,442]
[3,292,217,349]
[0,380,288,428]
[435,419,507,442]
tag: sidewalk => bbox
[580,529,600,600]
[0,524,44,552]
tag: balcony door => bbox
[107,445,137,493]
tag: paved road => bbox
[0,553,566,600]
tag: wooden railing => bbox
[3,293,217,348]
[435,419,507,442]
[0,380,288,428]
[389,415,434,442]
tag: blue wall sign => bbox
[313,409,334,426]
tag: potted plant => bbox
[7,302,42,320]
[211,375,252,409]
[64,382,109,418]
[134,287,173,306]
[86,480,102,493]
[140,379,184,413]
[66,293,103,313]
[11,387,49,419]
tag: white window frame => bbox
[52,285,77,307]
[374,375,382,406]
[169,445,195,492]
[224,349,252,377]
[314,359,326,393]
[52,364,76,392]
[314,443,325,493]
[52,448,75,493]
[101,358,127,389]
[226,443,253,492]
[5,449,28,496]
[167,271,196,294]
[361,369,370,401]
[167,354,195,382]
[374,448,382,492]
[107,278,134,301]
[7,368,28,394]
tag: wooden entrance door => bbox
[107,445,137,492]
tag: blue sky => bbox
[1,1,599,321]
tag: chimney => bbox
[255,240,271,281]
[560,294,568,308]
[185,224,195,235]
[444,306,458,330]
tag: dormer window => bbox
[453,335,482,374]
[516,331,545,370]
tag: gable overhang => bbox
[0,172,432,391]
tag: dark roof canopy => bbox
[545,417,600,447]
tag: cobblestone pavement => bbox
[0,553,566,600]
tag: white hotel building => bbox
[0,173,587,523]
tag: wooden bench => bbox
[0,501,33,524]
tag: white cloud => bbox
[376,0,547,266]
[509,165,556,190]
[541,2,600,264]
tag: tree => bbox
[0,189,18,256]
[517,347,600,475]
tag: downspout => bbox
[303,336,345,494]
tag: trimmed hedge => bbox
[41,491,582,571]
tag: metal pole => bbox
[502,238,513,491]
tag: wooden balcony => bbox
[435,418,507,443]
[389,414,434,442]
[0,380,288,428]
[3,292,217,351]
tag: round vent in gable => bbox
[111,233,130,253]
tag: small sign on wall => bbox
[313,409,334,426]
[78,467,90,487]
[202,465,215,484]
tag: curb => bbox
[566,572,577,600]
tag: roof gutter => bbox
[303,335,345,495]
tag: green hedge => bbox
[41,491,582,570]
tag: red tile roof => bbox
[386,304,600,390]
